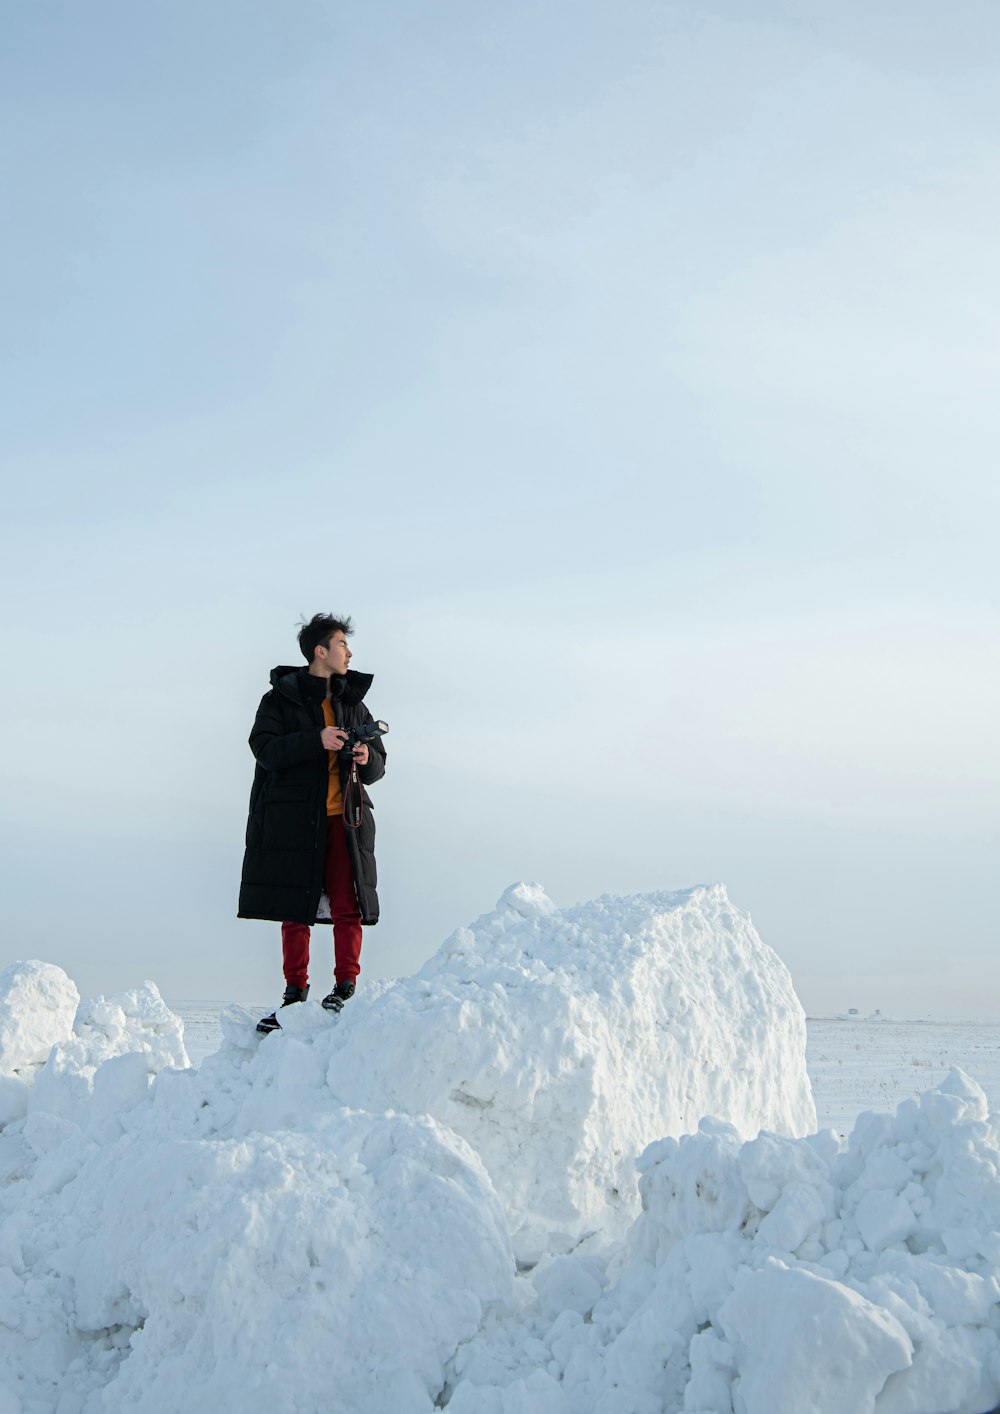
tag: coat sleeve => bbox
[249,693,325,772]
[358,707,386,785]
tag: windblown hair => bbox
[297,612,354,663]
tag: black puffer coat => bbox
[238,666,386,926]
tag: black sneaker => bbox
[321,980,356,1014]
[256,984,309,1034]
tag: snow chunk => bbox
[718,1259,913,1412]
[496,881,559,920]
[321,882,815,1260]
[0,961,80,1126]
[0,960,79,1073]
[855,1190,917,1252]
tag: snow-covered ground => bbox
[3,884,1000,1414]
[807,1017,1000,1137]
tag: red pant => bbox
[282,814,362,988]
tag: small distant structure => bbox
[848,1007,858,1015]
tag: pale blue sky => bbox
[2,1,998,1014]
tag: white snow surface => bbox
[3,884,1000,1414]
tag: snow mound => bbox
[0,981,512,1411]
[0,1107,512,1412]
[316,881,815,1260]
[447,1069,1000,1414]
[12,885,999,1413]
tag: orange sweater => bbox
[322,701,344,816]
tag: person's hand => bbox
[352,742,369,766]
[321,726,348,750]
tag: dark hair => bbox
[297,612,354,663]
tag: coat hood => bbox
[269,665,374,708]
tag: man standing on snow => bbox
[238,613,386,1032]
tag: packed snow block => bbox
[319,882,815,1261]
[0,960,79,1074]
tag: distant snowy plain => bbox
[3,883,1000,1414]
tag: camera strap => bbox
[344,757,364,831]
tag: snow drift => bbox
[2,883,999,1414]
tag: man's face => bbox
[318,631,351,675]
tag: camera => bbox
[341,719,389,754]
